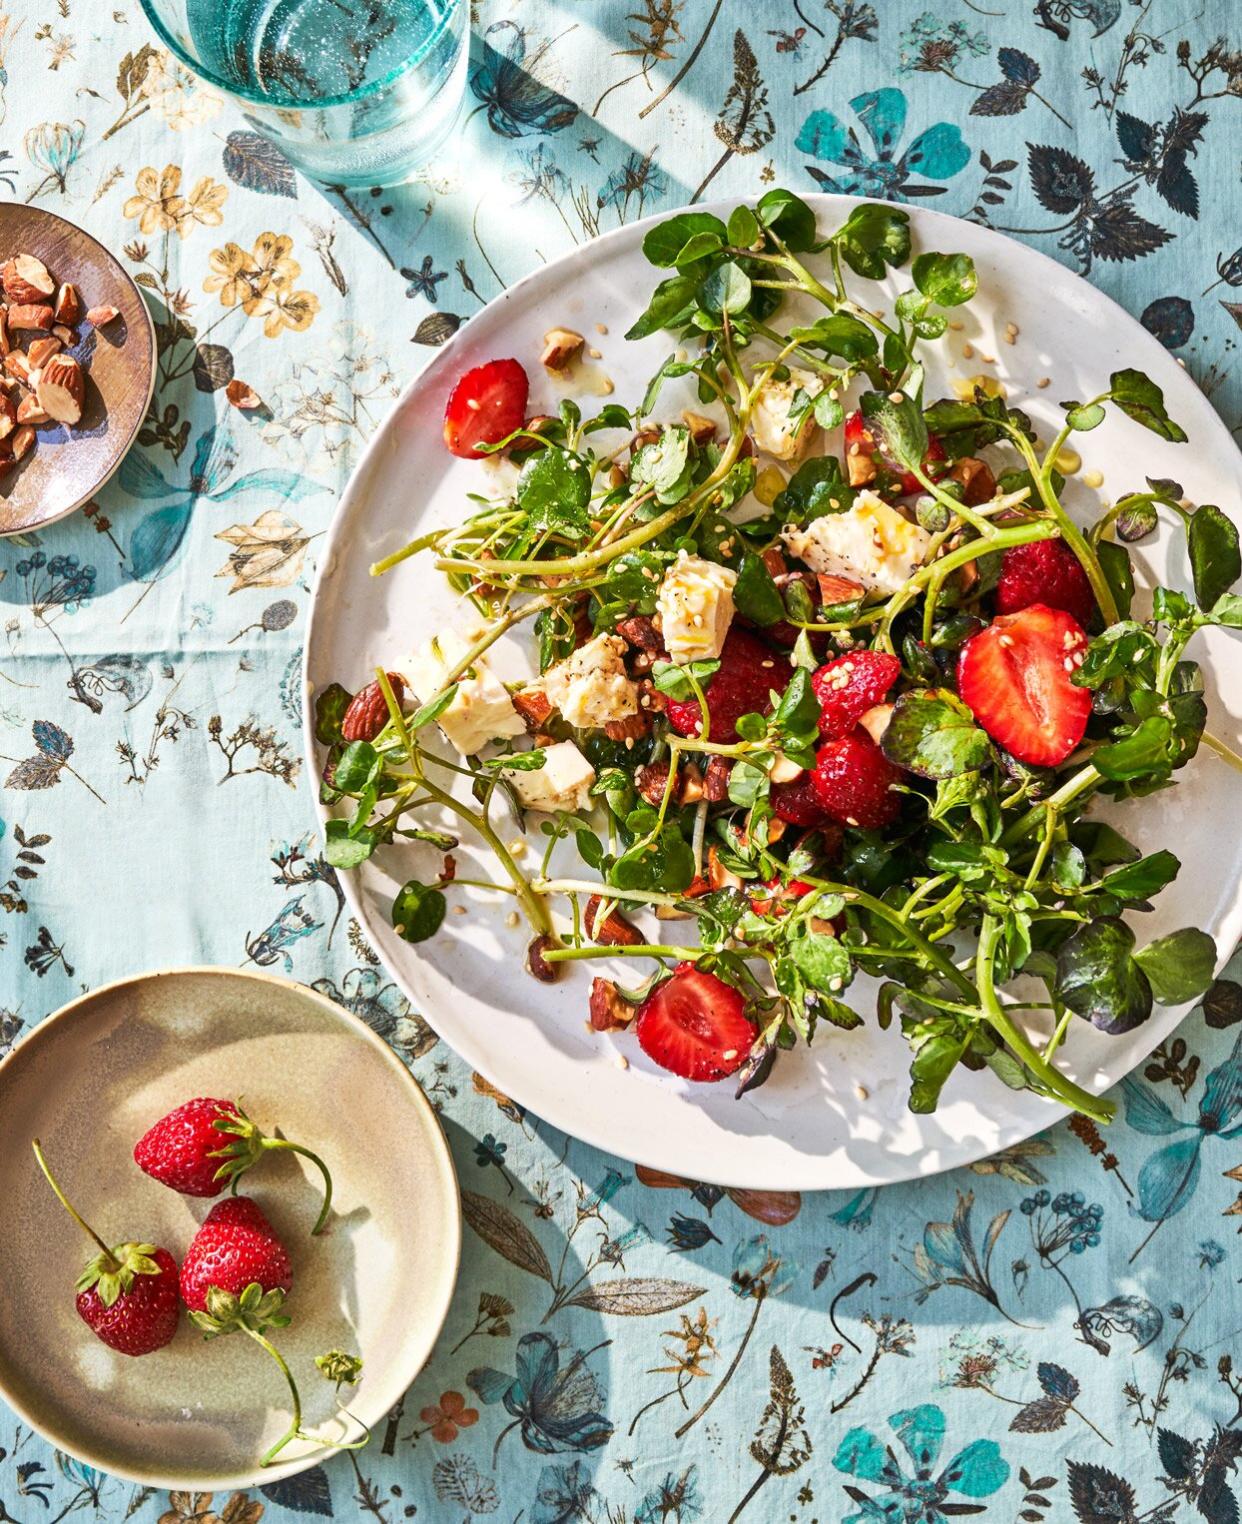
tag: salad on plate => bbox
[314,189,1242,1127]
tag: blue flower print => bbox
[796,88,971,200]
[834,1403,1009,1522]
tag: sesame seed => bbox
[761,659,774,668]
[845,816,859,827]
[466,398,481,411]
[949,320,964,331]
[506,911,520,927]
[600,378,615,395]
[999,634,1014,648]
[588,347,602,360]
[452,904,468,916]
[856,1084,869,1101]
[1082,468,1104,489]
[1036,376,1051,389]
[509,838,527,857]
[888,391,905,404]
[595,323,608,335]
[615,1053,629,1070]
[962,342,975,359]
[722,1049,738,1061]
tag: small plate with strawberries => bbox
[0,203,156,536]
[0,967,459,1487]
[305,189,1242,1191]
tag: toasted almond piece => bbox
[7,303,53,332]
[10,423,34,460]
[36,353,84,425]
[4,351,30,384]
[53,282,80,325]
[27,335,62,370]
[17,393,49,425]
[707,844,743,891]
[948,455,997,507]
[85,304,120,328]
[846,449,877,487]
[52,323,76,346]
[583,895,642,947]
[0,394,14,441]
[604,711,652,743]
[678,761,705,804]
[0,309,9,357]
[681,410,717,446]
[226,377,262,410]
[817,572,866,607]
[588,977,633,1032]
[540,325,584,372]
[858,702,894,745]
[2,255,54,304]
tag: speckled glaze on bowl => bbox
[0,967,460,1489]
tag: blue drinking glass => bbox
[138,0,468,187]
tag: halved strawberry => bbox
[957,603,1090,767]
[810,731,903,829]
[995,538,1095,629]
[771,771,834,826]
[811,650,902,739]
[635,964,755,1082]
[443,358,529,458]
[665,628,790,743]
[748,876,813,915]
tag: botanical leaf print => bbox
[4,4,1242,1522]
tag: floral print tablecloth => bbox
[2,1,1242,1520]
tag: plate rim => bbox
[302,190,1242,1190]
[0,202,158,539]
[0,963,462,1490]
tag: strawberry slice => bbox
[845,410,945,497]
[957,603,1091,767]
[771,771,834,826]
[443,358,529,458]
[996,537,1095,629]
[810,731,903,829]
[811,650,901,739]
[665,628,790,743]
[635,964,755,1082]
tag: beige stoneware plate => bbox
[0,967,460,1488]
[0,203,156,536]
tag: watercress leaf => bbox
[1209,592,1242,628]
[1134,927,1217,1005]
[736,711,768,742]
[756,187,818,252]
[1097,539,1135,618]
[323,818,374,869]
[641,354,696,416]
[733,551,785,626]
[483,748,546,771]
[1093,715,1174,781]
[674,230,724,267]
[1188,503,1241,611]
[834,202,911,279]
[584,402,635,433]
[905,1015,970,1113]
[407,685,458,732]
[334,740,381,793]
[789,312,878,361]
[928,772,981,820]
[314,683,352,746]
[774,666,821,740]
[642,211,728,267]
[1115,497,1158,541]
[576,828,604,870]
[517,448,592,538]
[790,931,852,993]
[651,658,721,700]
[1065,401,1106,431]
[391,879,447,944]
[883,688,992,778]
[1108,367,1188,443]
[774,455,853,523]
[631,424,693,504]
[1153,585,1194,624]
[1099,849,1180,900]
[701,260,752,315]
[859,387,928,473]
[605,549,667,614]
[535,605,579,671]
[814,393,845,430]
[626,273,701,340]
[1074,622,1153,688]
[912,251,977,307]
[727,204,760,247]
[727,759,770,807]
[1051,841,1087,889]
[1054,916,1152,1034]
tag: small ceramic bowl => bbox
[0,967,460,1488]
[0,203,156,536]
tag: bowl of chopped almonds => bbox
[0,203,156,536]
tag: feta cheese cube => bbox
[782,489,933,595]
[750,366,824,462]
[406,631,526,756]
[656,551,738,664]
[540,633,638,730]
[502,740,596,813]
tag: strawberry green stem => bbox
[250,1327,304,1467]
[257,1141,333,1236]
[31,1139,114,1265]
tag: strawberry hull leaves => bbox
[329,190,1242,1125]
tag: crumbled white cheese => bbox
[656,552,738,664]
[540,633,638,729]
[502,740,596,813]
[406,632,525,756]
[750,366,824,462]
[782,489,933,595]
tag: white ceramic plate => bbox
[304,193,1242,1190]
[0,968,460,1488]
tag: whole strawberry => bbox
[32,1139,179,1357]
[179,1195,292,1314]
[134,1096,333,1235]
[995,537,1095,629]
[810,731,903,829]
[665,628,790,743]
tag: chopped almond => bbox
[36,353,84,425]
[2,255,54,304]
[678,761,705,804]
[604,711,652,742]
[511,687,554,733]
[761,545,788,579]
[817,572,866,607]
[53,282,79,325]
[846,449,877,487]
[616,614,663,652]
[52,323,76,346]
[10,423,34,460]
[4,351,30,384]
[589,978,633,1032]
[85,305,120,328]
[583,895,642,946]
[948,455,997,507]
[7,303,53,332]
[707,845,743,891]
[226,377,262,410]
[681,410,717,446]
[702,755,732,802]
[0,309,9,357]
[539,326,584,372]
[27,335,62,370]
[16,393,49,425]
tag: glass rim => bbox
[136,0,464,112]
